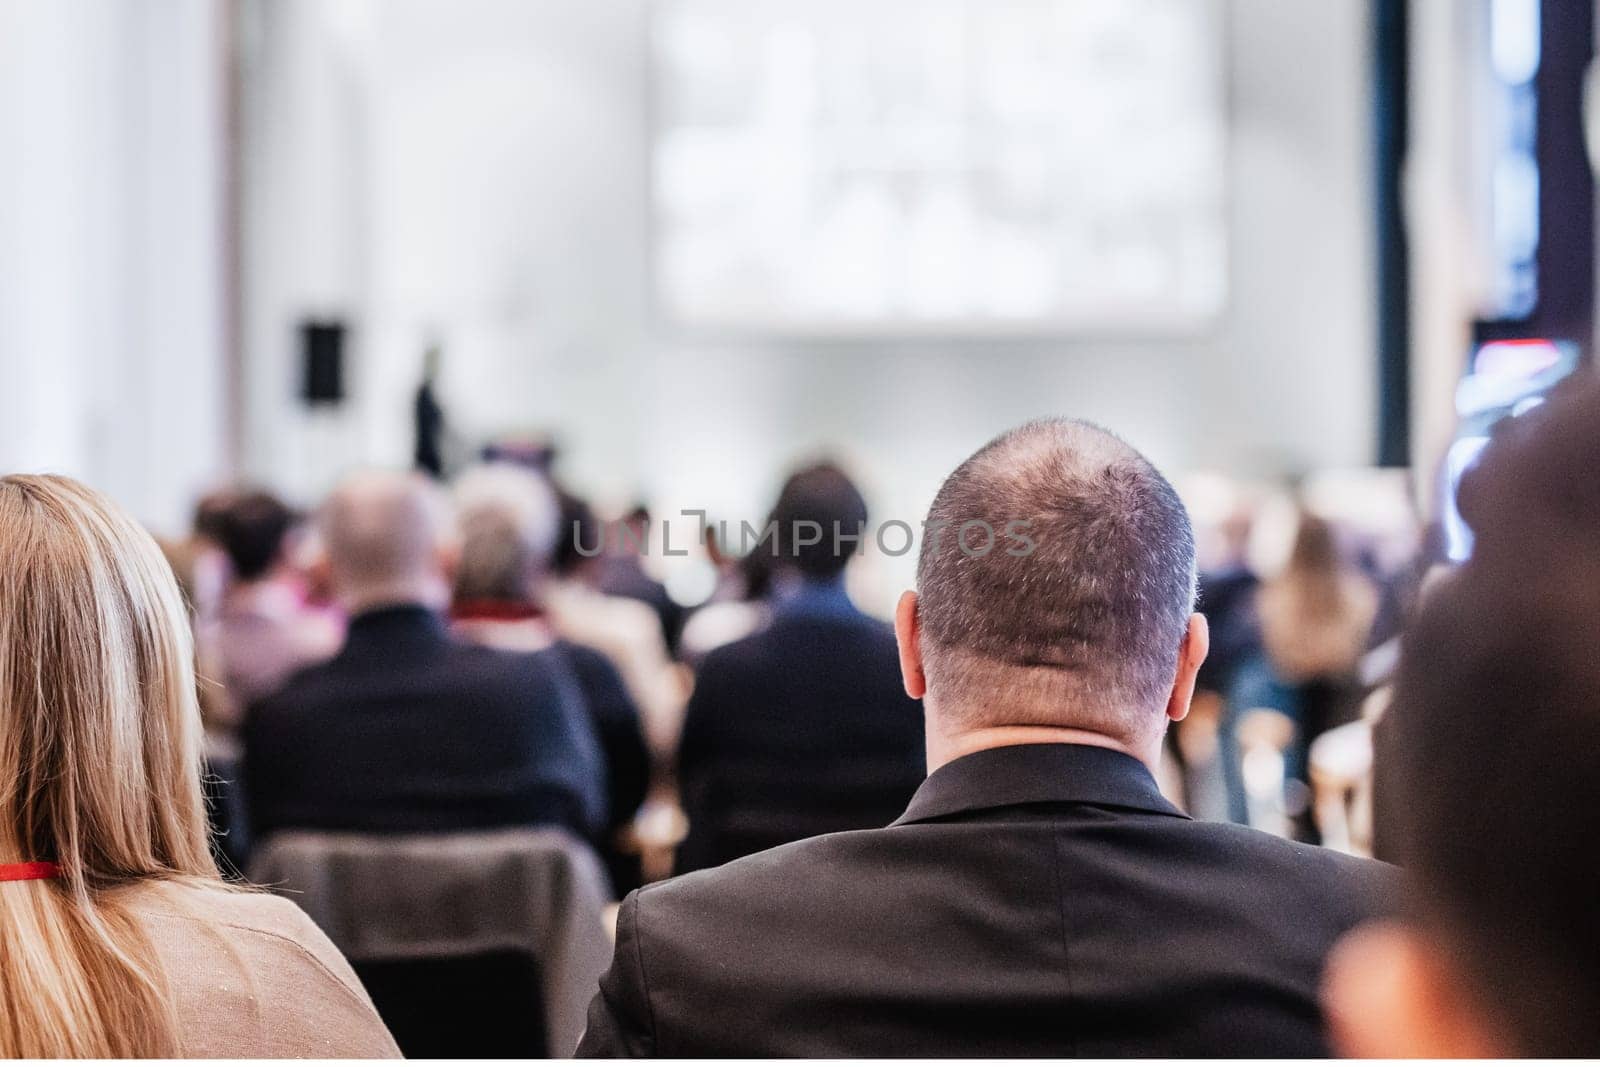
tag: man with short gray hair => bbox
[909,418,1202,770]
[579,419,1394,1057]
[450,463,652,894]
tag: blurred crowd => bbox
[163,451,911,898]
[160,437,1438,900]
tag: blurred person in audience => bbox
[596,505,687,655]
[414,340,448,478]
[1195,499,1261,686]
[1176,495,1261,819]
[1366,519,1447,652]
[1309,532,1452,858]
[546,486,685,756]
[207,490,340,723]
[244,471,605,842]
[154,535,232,751]
[678,526,774,665]
[156,535,250,871]
[481,433,560,475]
[0,474,397,1057]
[671,462,924,875]
[1254,510,1379,840]
[1324,376,1600,1057]
[191,487,236,547]
[580,420,1394,1057]
[452,463,652,894]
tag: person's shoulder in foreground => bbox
[579,741,1393,1058]
[0,474,395,1059]
[579,418,1396,1057]
[119,880,400,1058]
[1324,373,1600,1057]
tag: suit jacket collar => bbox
[343,603,447,654]
[892,742,1189,826]
[771,576,859,622]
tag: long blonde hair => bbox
[0,474,220,1057]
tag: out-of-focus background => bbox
[5,0,1589,587]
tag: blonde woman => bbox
[1251,511,1380,841]
[1257,513,1379,687]
[0,474,398,1058]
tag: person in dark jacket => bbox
[245,471,605,843]
[673,462,924,874]
[451,463,653,893]
[579,419,1394,1057]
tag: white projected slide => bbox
[651,0,1227,333]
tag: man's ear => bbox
[894,590,927,700]
[1164,613,1209,723]
[1323,920,1508,1058]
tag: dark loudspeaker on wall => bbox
[300,320,345,405]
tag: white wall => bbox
[242,0,1376,583]
[0,0,228,533]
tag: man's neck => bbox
[925,723,1157,775]
[340,578,448,618]
[772,573,854,618]
[224,575,300,617]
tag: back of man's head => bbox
[1328,376,1600,1057]
[552,488,599,580]
[452,463,562,602]
[915,419,1196,744]
[770,462,868,582]
[320,471,454,611]
[213,489,295,583]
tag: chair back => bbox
[250,828,612,1056]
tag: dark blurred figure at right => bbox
[1324,374,1600,1057]
[673,462,924,874]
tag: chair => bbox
[249,828,613,1057]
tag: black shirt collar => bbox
[892,742,1189,826]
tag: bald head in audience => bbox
[895,418,1208,771]
[320,471,457,613]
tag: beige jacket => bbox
[116,880,400,1059]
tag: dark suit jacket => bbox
[245,605,605,841]
[674,583,924,874]
[580,743,1396,1057]
[556,638,651,893]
